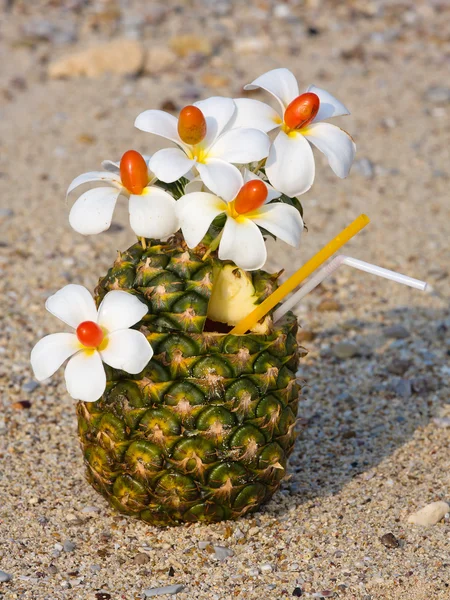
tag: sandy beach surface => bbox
[0,1,449,598]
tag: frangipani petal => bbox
[31,333,80,381]
[184,177,205,194]
[129,189,179,239]
[265,130,315,197]
[149,148,196,183]
[65,350,106,402]
[306,85,350,122]
[194,96,236,149]
[66,171,122,196]
[219,217,267,271]
[101,160,120,174]
[97,290,148,332]
[100,329,153,374]
[244,68,299,112]
[197,159,243,202]
[243,169,281,203]
[69,187,121,235]
[303,122,356,178]
[231,98,281,133]
[209,128,270,164]
[45,284,98,329]
[134,109,187,148]
[177,192,227,248]
[250,203,303,247]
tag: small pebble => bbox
[297,330,315,342]
[332,342,359,359]
[143,584,185,597]
[380,533,400,548]
[390,378,412,399]
[260,563,273,573]
[134,552,150,565]
[63,540,76,552]
[425,87,450,104]
[198,541,212,550]
[318,299,341,312]
[407,501,450,526]
[11,400,32,410]
[384,324,410,339]
[386,358,412,375]
[81,505,101,515]
[0,571,12,582]
[22,380,39,393]
[47,565,58,574]
[292,587,303,597]
[213,545,234,561]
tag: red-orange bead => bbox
[284,92,320,130]
[76,321,104,348]
[234,180,268,215]
[177,105,207,145]
[120,150,149,195]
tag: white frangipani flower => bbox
[134,97,270,201]
[177,169,303,271]
[67,150,179,239]
[30,285,153,402]
[231,68,356,198]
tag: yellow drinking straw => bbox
[230,214,370,334]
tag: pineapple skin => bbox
[76,237,302,525]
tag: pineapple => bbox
[76,235,302,525]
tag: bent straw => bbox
[273,255,428,323]
[230,214,370,334]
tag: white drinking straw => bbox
[273,255,428,323]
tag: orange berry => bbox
[234,180,268,215]
[284,92,320,130]
[177,105,207,145]
[76,321,104,348]
[120,150,149,195]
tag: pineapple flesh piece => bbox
[77,235,302,525]
[207,264,280,334]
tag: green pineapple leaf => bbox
[155,177,190,200]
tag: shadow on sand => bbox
[266,304,449,510]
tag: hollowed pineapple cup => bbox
[76,239,301,526]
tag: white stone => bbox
[143,584,185,597]
[407,501,450,525]
[213,545,234,560]
[260,563,273,573]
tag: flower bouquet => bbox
[31,68,421,526]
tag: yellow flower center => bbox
[187,145,208,163]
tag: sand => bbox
[0,1,449,598]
